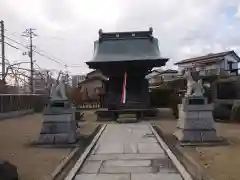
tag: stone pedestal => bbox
[37,100,77,144]
[174,96,221,144]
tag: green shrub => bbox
[150,89,173,107]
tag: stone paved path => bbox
[75,124,183,180]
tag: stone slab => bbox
[139,137,158,143]
[151,159,178,173]
[118,114,136,118]
[198,111,213,119]
[175,129,220,142]
[117,117,138,123]
[100,165,153,173]
[74,124,183,180]
[180,104,213,111]
[138,143,164,154]
[54,134,69,144]
[54,133,76,144]
[75,174,130,180]
[123,143,138,153]
[38,133,76,144]
[40,122,76,134]
[43,114,74,122]
[93,143,124,154]
[177,118,215,130]
[179,111,198,119]
[38,134,54,144]
[104,160,151,167]
[131,173,183,180]
[80,161,102,174]
[88,153,167,161]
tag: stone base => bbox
[175,96,222,145]
[174,129,222,143]
[74,108,84,121]
[37,100,77,144]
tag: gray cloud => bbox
[1,0,240,74]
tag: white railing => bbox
[199,68,239,77]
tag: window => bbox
[228,61,233,70]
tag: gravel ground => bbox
[0,112,99,180]
[0,114,72,180]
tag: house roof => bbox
[158,69,178,74]
[78,76,107,85]
[86,69,101,76]
[151,69,178,76]
[147,69,178,79]
[174,50,240,65]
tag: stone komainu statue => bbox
[50,72,68,101]
[183,68,204,97]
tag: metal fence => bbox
[0,94,47,113]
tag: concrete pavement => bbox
[74,124,184,180]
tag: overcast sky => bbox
[1,0,240,76]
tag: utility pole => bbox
[1,20,5,81]
[22,28,37,93]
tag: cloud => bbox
[0,0,240,74]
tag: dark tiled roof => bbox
[86,69,101,76]
[86,29,168,63]
[174,51,240,65]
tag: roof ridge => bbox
[175,50,235,65]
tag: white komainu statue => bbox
[183,68,204,97]
[50,72,68,100]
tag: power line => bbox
[3,35,66,65]
[4,29,84,68]
[4,42,19,50]
[33,49,65,65]
[4,35,28,49]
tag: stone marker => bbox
[37,73,77,144]
[174,68,222,145]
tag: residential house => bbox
[72,75,86,87]
[174,51,240,77]
[78,70,107,101]
[147,69,179,87]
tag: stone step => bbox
[117,117,138,123]
[118,114,136,118]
